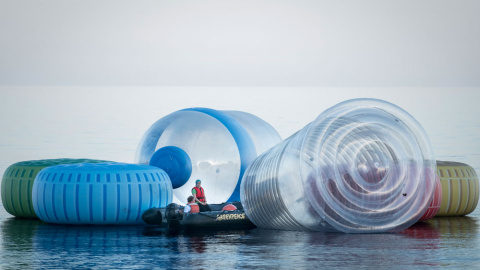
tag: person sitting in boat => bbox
[183,195,200,214]
[192,179,211,212]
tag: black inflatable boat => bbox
[142,202,256,230]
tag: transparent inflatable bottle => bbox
[240,99,436,233]
[135,108,281,204]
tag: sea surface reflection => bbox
[1,212,479,269]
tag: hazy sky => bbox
[1,0,479,86]
[0,87,479,165]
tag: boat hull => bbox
[142,202,256,230]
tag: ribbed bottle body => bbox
[241,99,436,233]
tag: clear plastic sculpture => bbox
[240,99,436,233]
[135,108,281,204]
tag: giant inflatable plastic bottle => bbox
[135,108,281,204]
[241,99,436,233]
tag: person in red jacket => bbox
[183,196,200,214]
[192,179,211,212]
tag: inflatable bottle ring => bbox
[32,162,172,225]
[436,160,479,216]
[1,158,109,218]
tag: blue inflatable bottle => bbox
[135,108,281,204]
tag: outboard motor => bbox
[165,203,183,229]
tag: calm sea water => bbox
[1,88,480,269]
[1,208,479,269]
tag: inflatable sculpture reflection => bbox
[135,108,281,204]
[241,99,436,233]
